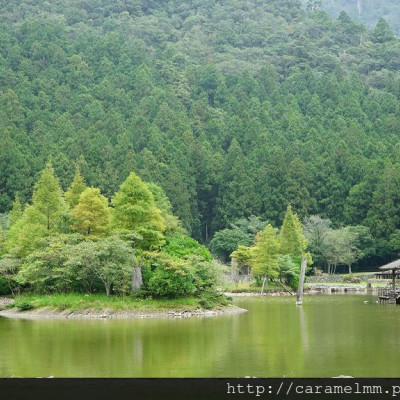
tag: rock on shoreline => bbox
[0,304,247,320]
[0,297,14,308]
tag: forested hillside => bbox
[1,0,400,266]
[301,0,400,35]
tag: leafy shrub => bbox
[16,301,34,311]
[147,259,196,298]
[0,277,11,295]
[199,292,229,309]
[342,274,361,283]
[163,235,212,261]
[278,255,300,289]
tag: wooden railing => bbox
[378,286,399,304]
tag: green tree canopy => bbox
[65,166,87,209]
[279,205,307,258]
[31,162,67,232]
[371,17,395,43]
[111,172,165,249]
[70,187,110,237]
[251,224,281,279]
[7,194,23,229]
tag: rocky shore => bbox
[0,297,14,308]
[0,300,247,320]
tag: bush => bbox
[199,292,229,309]
[146,255,196,298]
[163,235,211,261]
[0,277,11,295]
[278,255,300,289]
[342,274,361,284]
[16,301,34,311]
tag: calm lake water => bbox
[1,294,400,377]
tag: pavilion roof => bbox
[379,259,400,271]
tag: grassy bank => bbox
[7,293,230,312]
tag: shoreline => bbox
[0,303,247,320]
[225,284,379,297]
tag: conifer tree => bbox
[5,164,66,257]
[70,187,110,237]
[7,194,23,229]
[279,205,307,258]
[32,162,67,232]
[5,205,47,257]
[65,166,87,209]
[111,172,166,249]
[147,182,185,236]
[251,224,280,280]
[371,17,395,43]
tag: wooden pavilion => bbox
[378,259,400,304]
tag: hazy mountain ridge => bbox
[300,0,400,35]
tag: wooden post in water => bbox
[296,256,307,306]
[393,269,396,293]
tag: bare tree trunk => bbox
[132,267,143,292]
[231,257,239,283]
[348,264,352,274]
[296,257,307,305]
[261,276,268,295]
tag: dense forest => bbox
[1,0,400,273]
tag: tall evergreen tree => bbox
[279,205,307,258]
[5,205,48,257]
[31,162,67,232]
[65,166,87,209]
[7,194,23,229]
[147,183,185,236]
[111,172,165,249]
[251,224,281,280]
[70,187,110,237]
[371,17,395,43]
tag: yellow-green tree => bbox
[31,162,67,232]
[5,164,66,257]
[65,166,87,209]
[230,245,253,275]
[5,205,48,257]
[279,205,307,257]
[251,224,281,281]
[7,194,23,229]
[147,182,185,236]
[70,187,110,237]
[111,172,165,249]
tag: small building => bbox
[378,259,400,304]
[374,271,400,279]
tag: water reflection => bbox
[297,305,309,353]
[1,295,400,377]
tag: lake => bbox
[1,294,400,377]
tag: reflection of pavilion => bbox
[378,259,400,304]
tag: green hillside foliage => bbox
[0,0,400,269]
